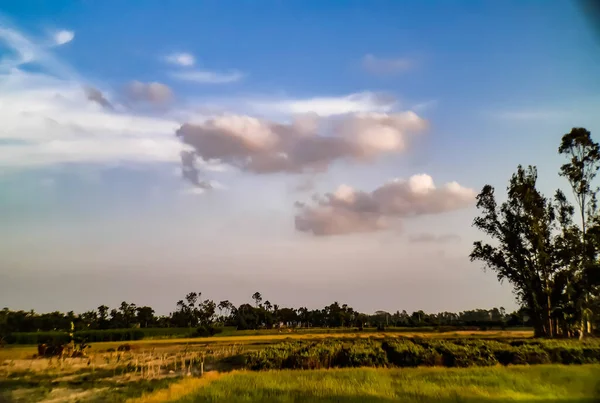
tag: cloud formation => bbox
[124,81,173,105]
[252,92,397,117]
[409,233,462,243]
[295,174,476,236]
[170,69,243,84]
[176,110,427,182]
[362,54,413,75]
[53,30,74,46]
[84,86,113,109]
[165,52,195,67]
[0,80,183,167]
[0,22,183,169]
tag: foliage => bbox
[245,337,600,370]
[471,127,600,338]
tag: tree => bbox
[136,306,155,328]
[218,300,232,319]
[97,305,109,329]
[251,292,262,307]
[558,128,600,337]
[470,166,558,337]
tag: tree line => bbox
[0,291,525,336]
[471,128,600,338]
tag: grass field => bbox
[131,365,600,403]
[0,329,533,361]
[7,329,598,403]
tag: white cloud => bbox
[0,23,184,169]
[295,174,476,236]
[53,30,74,46]
[176,110,427,184]
[0,23,78,78]
[362,54,413,75]
[181,91,399,123]
[165,52,195,67]
[170,69,244,84]
[252,92,397,117]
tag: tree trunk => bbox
[532,314,546,338]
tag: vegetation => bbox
[244,337,600,370]
[2,128,600,402]
[160,365,600,403]
[471,128,600,338]
[2,333,598,402]
[1,296,528,345]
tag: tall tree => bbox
[252,292,262,307]
[470,166,558,337]
[558,128,600,337]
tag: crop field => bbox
[2,330,599,403]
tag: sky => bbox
[1,1,600,315]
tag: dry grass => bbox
[125,372,221,403]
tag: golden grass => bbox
[126,372,222,403]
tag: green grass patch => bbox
[173,365,600,403]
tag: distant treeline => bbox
[0,290,529,340]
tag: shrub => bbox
[512,345,551,365]
[336,340,388,368]
[382,339,441,367]
[194,326,223,337]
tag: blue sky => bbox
[1,1,599,314]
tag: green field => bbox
[2,330,599,403]
[132,365,600,403]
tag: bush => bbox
[194,326,223,337]
[336,340,388,368]
[245,338,600,371]
[417,339,499,367]
[246,340,388,370]
[382,339,442,367]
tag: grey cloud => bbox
[295,174,476,236]
[362,54,413,75]
[125,81,173,105]
[84,86,113,110]
[180,151,212,189]
[176,111,427,185]
[409,233,462,244]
